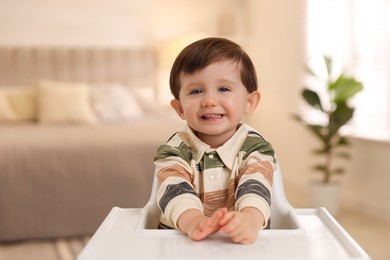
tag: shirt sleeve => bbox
[154,136,203,229]
[235,133,276,228]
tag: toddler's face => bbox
[171,60,259,147]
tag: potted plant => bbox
[294,56,363,216]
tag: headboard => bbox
[0,47,156,88]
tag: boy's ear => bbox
[170,99,185,119]
[245,91,261,114]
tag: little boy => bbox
[154,37,276,244]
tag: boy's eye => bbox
[189,89,202,95]
[218,86,231,92]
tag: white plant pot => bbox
[308,181,341,217]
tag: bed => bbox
[0,46,184,241]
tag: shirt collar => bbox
[182,124,249,170]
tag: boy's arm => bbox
[154,138,204,229]
[236,130,276,228]
[235,160,274,229]
[236,135,276,228]
[156,175,203,229]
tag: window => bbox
[306,0,390,141]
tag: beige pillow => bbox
[38,80,97,124]
[91,83,143,123]
[0,87,37,122]
[0,93,16,121]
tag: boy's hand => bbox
[219,207,264,244]
[178,208,228,241]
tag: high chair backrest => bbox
[140,161,293,230]
[269,162,293,228]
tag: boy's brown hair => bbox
[169,37,258,99]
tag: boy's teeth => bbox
[203,114,221,119]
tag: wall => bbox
[244,0,312,201]
[344,139,390,218]
[0,0,246,47]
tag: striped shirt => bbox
[154,123,276,229]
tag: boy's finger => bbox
[222,218,241,234]
[219,211,234,225]
[191,229,207,241]
[212,208,227,224]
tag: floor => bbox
[0,236,89,260]
[1,186,389,260]
[285,184,390,260]
[337,208,390,260]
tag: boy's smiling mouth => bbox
[201,114,223,119]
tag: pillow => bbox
[0,87,37,122]
[0,93,16,121]
[91,83,143,123]
[132,86,159,113]
[38,80,97,124]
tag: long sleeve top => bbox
[154,123,276,229]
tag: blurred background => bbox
[0,0,389,259]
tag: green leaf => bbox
[334,151,351,159]
[324,56,332,76]
[329,102,354,137]
[332,168,345,175]
[337,136,349,146]
[306,124,327,143]
[328,74,363,103]
[312,148,327,155]
[291,114,302,122]
[312,164,327,173]
[302,89,324,111]
[305,65,319,78]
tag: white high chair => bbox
[78,163,370,259]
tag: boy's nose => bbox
[201,94,218,107]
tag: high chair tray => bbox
[78,207,370,259]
